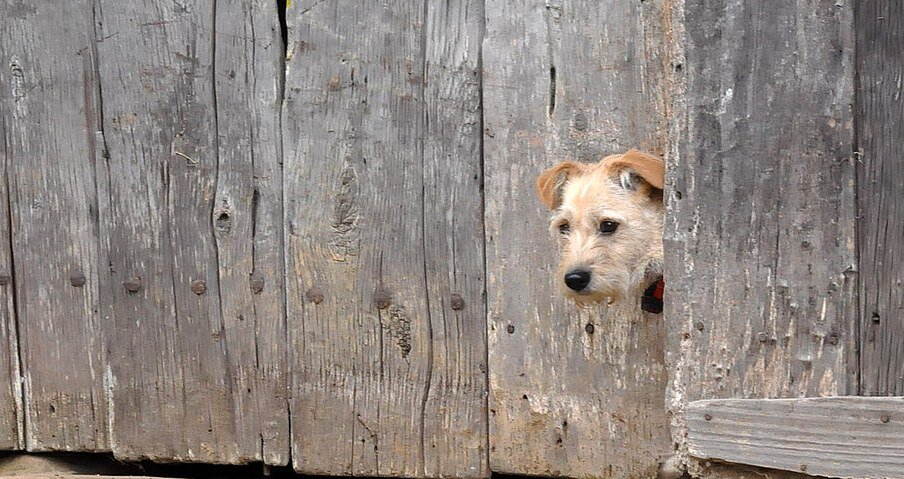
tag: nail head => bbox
[123,276,142,293]
[250,274,265,295]
[70,271,86,287]
[191,279,207,295]
[585,323,595,334]
[506,324,515,334]
[306,286,324,304]
[450,293,465,310]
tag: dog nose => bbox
[564,270,591,291]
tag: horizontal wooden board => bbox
[687,397,904,478]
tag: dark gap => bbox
[277,0,288,55]
[1,119,26,449]
[851,0,863,396]
[251,188,260,239]
[548,66,556,116]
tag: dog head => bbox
[536,149,665,304]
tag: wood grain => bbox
[0,27,23,448]
[213,0,289,465]
[483,1,673,476]
[856,0,904,397]
[666,0,856,402]
[0,0,108,451]
[665,1,857,474]
[687,397,904,478]
[95,0,285,464]
[282,0,487,476]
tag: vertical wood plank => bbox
[95,0,285,463]
[856,0,904,396]
[282,0,487,476]
[0,0,107,451]
[0,103,22,451]
[483,1,673,476]
[665,0,856,470]
[422,1,488,477]
[213,0,290,465]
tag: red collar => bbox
[641,277,664,314]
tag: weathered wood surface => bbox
[95,0,286,464]
[1,0,108,451]
[856,0,904,397]
[665,1,857,475]
[211,0,289,465]
[0,3,23,446]
[687,397,904,478]
[282,0,487,476]
[483,1,673,476]
[666,0,856,426]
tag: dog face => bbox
[536,150,665,304]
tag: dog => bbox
[536,149,665,309]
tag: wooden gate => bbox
[0,0,901,478]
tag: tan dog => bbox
[536,150,665,305]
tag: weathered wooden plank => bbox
[0,84,22,450]
[483,1,673,477]
[687,397,904,478]
[856,0,904,396]
[0,0,108,451]
[282,0,487,476]
[95,0,284,463]
[665,0,856,414]
[212,0,289,466]
[665,0,857,473]
[421,1,488,476]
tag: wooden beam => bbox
[856,0,904,397]
[687,397,904,478]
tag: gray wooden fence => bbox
[0,1,901,478]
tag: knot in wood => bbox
[450,293,465,310]
[191,279,207,295]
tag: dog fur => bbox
[536,149,665,305]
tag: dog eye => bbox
[599,220,619,235]
[558,222,570,235]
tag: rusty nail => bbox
[450,293,465,310]
[123,276,142,293]
[70,271,87,287]
[506,324,515,334]
[0,274,10,286]
[704,413,712,421]
[306,286,324,304]
[374,288,392,309]
[881,415,890,423]
[757,332,769,343]
[585,323,595,334]
[827,334,839,345]
[250,274,265,295]
[191,279,207,295]
[694,321,705,331]
[799,465,808,472]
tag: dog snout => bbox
[564,269,591,292]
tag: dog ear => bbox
[536,160,584,210]
[605,149,664,191]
